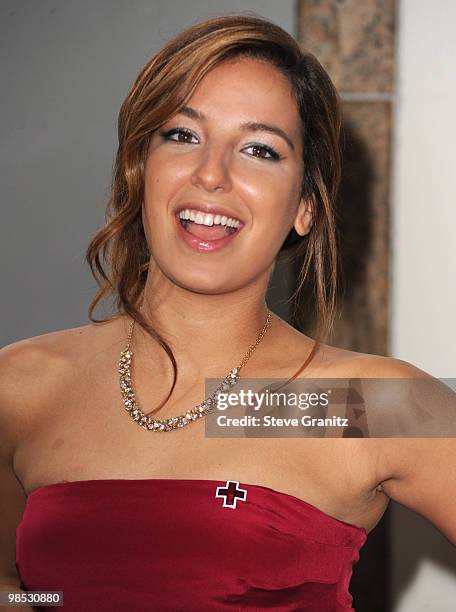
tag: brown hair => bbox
[86,14,341,412]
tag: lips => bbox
[174,210,243,253]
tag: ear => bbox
[293,195,315,237]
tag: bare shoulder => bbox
[0,320,129,588]
[0,315,127,454]
[344,352,434,379]
[332,351,456,544]
[313,338,435,380]
[271,314,435,380]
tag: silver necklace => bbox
[119,310,272,432]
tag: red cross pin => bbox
[215,480,248,509]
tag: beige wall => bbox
[391,0,456,609]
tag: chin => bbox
[162,267,242,295]
[177,276,238,295]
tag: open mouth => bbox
[178,216,240,240]
[174,208,245,253]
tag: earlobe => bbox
[293,196,315,237]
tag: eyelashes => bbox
[159,127,283,162]
[159,128,197,146]
[246,143,282,162]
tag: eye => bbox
[244,143,282,162]
[159,127,199,144]
[158,128,282,162]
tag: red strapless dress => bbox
[15,479,367,611]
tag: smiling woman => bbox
[1,11,455,612]
[86,13,340,398]
[140,56,313,294]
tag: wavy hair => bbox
[86,14,342,412]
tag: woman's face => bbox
[143,56,313,294]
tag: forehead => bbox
[184,57,301,139]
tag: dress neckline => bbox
[26,477,367,535]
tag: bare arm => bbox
[380,437,456,546]
[0,342,43,612]
[0,454,35,612]
[0,467,34,611]
[360,356,456,546]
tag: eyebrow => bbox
[176,105,295,152]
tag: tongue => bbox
[185,220,231,240]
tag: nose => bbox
[190,143,232,192]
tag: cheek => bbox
[144,153,189,195]
[237,170,299,229]
[143,156,186,224]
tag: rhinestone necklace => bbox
[119,310,272,432]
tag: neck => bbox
[131,263,274,379]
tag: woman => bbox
[1,13,455,612]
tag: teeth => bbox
[179,209,241,228]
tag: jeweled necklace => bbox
[119,310,272,432]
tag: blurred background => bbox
[1,1,455,610]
